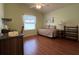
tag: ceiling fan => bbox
[30,3,47,9]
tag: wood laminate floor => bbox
[23,35,79,55]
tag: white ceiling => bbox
[27,3,73,13]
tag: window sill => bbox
[24,29,36,31]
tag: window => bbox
[23,15,36,30]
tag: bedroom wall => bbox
[44,4,79,30]
[0,4,4,33]
[4,3,44,37]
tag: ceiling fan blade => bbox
[30,5,35,8]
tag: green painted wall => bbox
[4,3,44,37]
[44,4,79,30]
[0,4,4,33]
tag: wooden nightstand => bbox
[57,30,64,38]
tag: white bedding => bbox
[38,28,57,38]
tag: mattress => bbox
[38,28,57,38]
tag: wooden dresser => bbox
[0,34,23,55]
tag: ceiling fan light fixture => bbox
[30,3,47,9]
[36,4,42,9]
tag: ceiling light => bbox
[30,3,47,9]
[36,4,42,9]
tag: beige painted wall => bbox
[0,3,4,33]
[44,4,79,30]
[4,4,44,37]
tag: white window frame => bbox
[23,15,36,30]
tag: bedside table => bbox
[57,30,64,38]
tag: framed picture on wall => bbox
[50,17,54,23]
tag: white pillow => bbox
[8,31,19,37]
